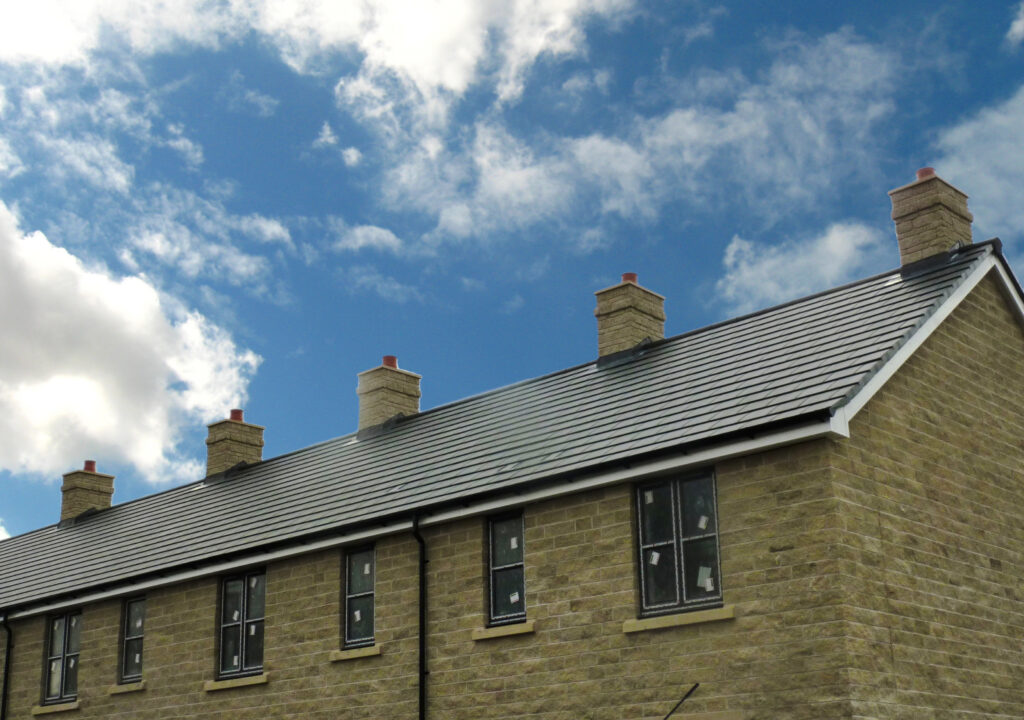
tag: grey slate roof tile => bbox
[0,243,994,610]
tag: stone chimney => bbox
[889,167,973,266]
[61,460,114,521]
[594,272,666,357]
[357,355,421,430]
[206,409,264,476]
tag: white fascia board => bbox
[9,416,846,620]
[840,254,998,422]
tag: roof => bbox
[0,242,1007,612]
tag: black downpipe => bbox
[411,517,428,720]
[1,611,13,720]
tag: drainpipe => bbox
[411,516,428,720]
[1,611,12,720]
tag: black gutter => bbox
[411,517,428,720]
[1,610,12,720]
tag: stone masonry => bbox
[889,170,973,266]
[594,275,666,357]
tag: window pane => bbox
[639,483,674,544]
[243,621,264,670]
[682,477,716,537]
[126,600,145,637]
[683,537,720,601]
[491,517,523,566]
[46,659,62,699]
[348,550,374,596]
[63,655,78,696]
[492,566,525,618]
[66,614,81,654]
[222,579,243,624]
[220,625,241,673]
[346,595,374,643]
[49,617,65,656]
[245,574,265,620]
[123,637,143,679]
[642,544,678,607]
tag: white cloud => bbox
[344,265,423,303]
[342,147,363,166]
[0,138,25,178]
[0,200,260,484]
[0,520,8,539]
[314,121,338,147]
[715,222,891,314]
[335,224,403,253]
[1009,3,1024,45]
[36,134,135,193]
[222,71,279,117]
[501,293,524,313]
[935,83,1024,245]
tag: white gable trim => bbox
[838,253,1013,423]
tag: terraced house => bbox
[1,169,1023,719]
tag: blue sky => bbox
[1,1,1023,539]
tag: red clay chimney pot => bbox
[83,460,96,472]
[382,355,398,369]
[622,272,638,284]
[916,167,936,180]
[230,408,244,421]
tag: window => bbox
[636,474,722,615]
[343,547,375,648]
[218,571,265,677]
[44,611,81,704]
[120,597,145,683]
[487,513,525,625]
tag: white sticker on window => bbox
[649,551,660,566]
[696,565,711,588]
[354,609,361,622]
[698,515,709,530]
[135,653,141,664]
[249,577,258,588]
[70,617,77,627]
[136,619,143,629]
[249,625,256,636]
[510,536,518,550]
[232,655,239,667]
[232,610,240,621]
[644,490,654,504]
[704,577,715,592]
[69,658,76,668]
[363,562,371,575]
[510,592,520,604]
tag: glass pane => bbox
[642,544,678,607]
[492,566,525,619]
[66,614,81,654]
[64,655,78,696]
[639,483,674,544]
[346,595,374,643]
[123,637,143,679]
[491,517,523,567]
[49,617,65,656]
[222,579,243,624]
[245,574,265,620]
[243,620,264,670]
[126,599,145,638]
[348,550,374,596]
[220,625,241,673]
[682,477,716,537]
[46,659,62,699]
[683,538,720,602]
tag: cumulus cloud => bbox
[1009,3,1024,45]
[715,222,891,314]
[334,224,404,253]
[0,201,260,484]
[342,147,362,166]
[344,265,423,303]
[935,83,1024,245]
[0,520,8,539]
[314,121,338,147]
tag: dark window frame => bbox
[43,610,81,705]
[486,512,526,626]
[217,569,266,679]
[118,597,145,684]
[343,545,376,648]
[635,472,723,617]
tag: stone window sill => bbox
[472,619,535,641]
[623,604,735,634]
[203,673,268,692]
[330,645,382,662]
[108,681,146,695]
[31,702,80,715]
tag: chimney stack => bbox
[206,409,264,476]
[357,355,421,430]
[594,273,666,357]
[889,167,973,266]
[61,460,114,521]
